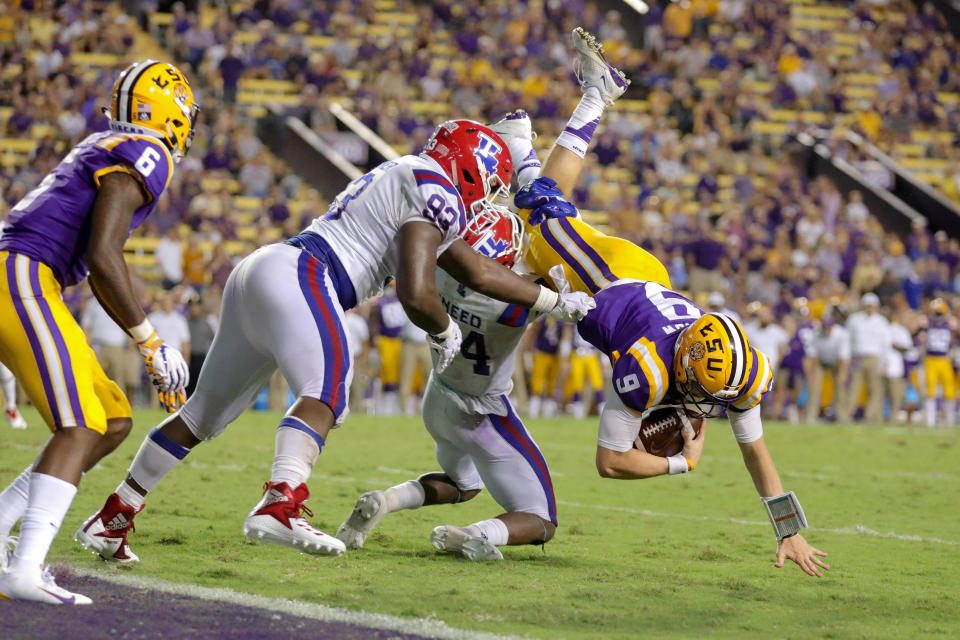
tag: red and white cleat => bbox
[243,482,345,557]
[74,493,143,563]
[5,408,26,430]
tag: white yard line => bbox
[557,501,959,546]
[74,569,526,640]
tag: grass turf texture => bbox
[3,408,958,639]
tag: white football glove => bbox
[137,332,190,412]
[427,317,462,374]
[547,291,596,322]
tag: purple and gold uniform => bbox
[563,326,604,405]
[519,211,671,296]
[925,320,955,400]
[578,281,773,414]
[0,131,173,433]
[375,294,406,392]
[530,316,562,398]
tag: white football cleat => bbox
[335,490,389,549]
[489,110,537,144]
[5,408,26,429]
[75,493,142,563]
[0,567,92,605]
[571,26,630,105]
[431,525,503,561]
[243,481,345,557]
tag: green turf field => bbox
[3,407,958,639]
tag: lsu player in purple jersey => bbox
[923,298,956,426]
[372,287,406,414]
[335,202,559,560]
[0,60,197,604]
[492,28,829,577]
[77,119,594,563]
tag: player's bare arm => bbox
[86,171,149,330]
[596,414,705,479]
[738,437,830,577]
[395,221,451,335]
[439,237,593,325]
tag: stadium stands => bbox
[0,0,958,423]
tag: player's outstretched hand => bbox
[428,318,463,374]
[775,534,830,578]
[137,332,190,412]
[548,291,596,322]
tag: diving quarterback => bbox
[0,60,197,604]
[77,118,594,563]
[498,29,829,577]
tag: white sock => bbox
[270,417,322,487]
[115,481,145,511]
[946,401,956,427]
[383,480,425,513]
[0,371,16,410]
[926,398,937,427]
[0,466,32,537]
[9,473,77,577]
[555,86,605,158]
[469,517,509,546]
[125,427,192,505]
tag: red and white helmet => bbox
[461,202,525,268]
[422,119,512,216]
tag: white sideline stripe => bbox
[74,570,524,640]
[558,501,959,546]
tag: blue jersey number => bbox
[461,331,490,376]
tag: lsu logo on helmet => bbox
[106,59,200,161]
[673,313,750,417]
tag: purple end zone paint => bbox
[1,567,443,640]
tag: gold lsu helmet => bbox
[930,297,949,315]
[105,59,199,161]
[673,313,751,417]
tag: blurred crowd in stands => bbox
[1,0,959,425]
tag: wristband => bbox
[429,316,456,341]
[761,491,809,540]
[666,454,690,475]
[531,285,559,314]
[129,319,155,343]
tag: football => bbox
[633,407,706,457]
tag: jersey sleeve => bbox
[404,167,467,254]
[597,392,642,452]
[610,339,669,413]
[94,135,173,204]
[730,346,775,412]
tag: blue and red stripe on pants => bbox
[296,252,350,418]
[489,396,557,525]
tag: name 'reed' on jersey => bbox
[0,131,173,287]
[304,156,467,306]
[431,269,536,414]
